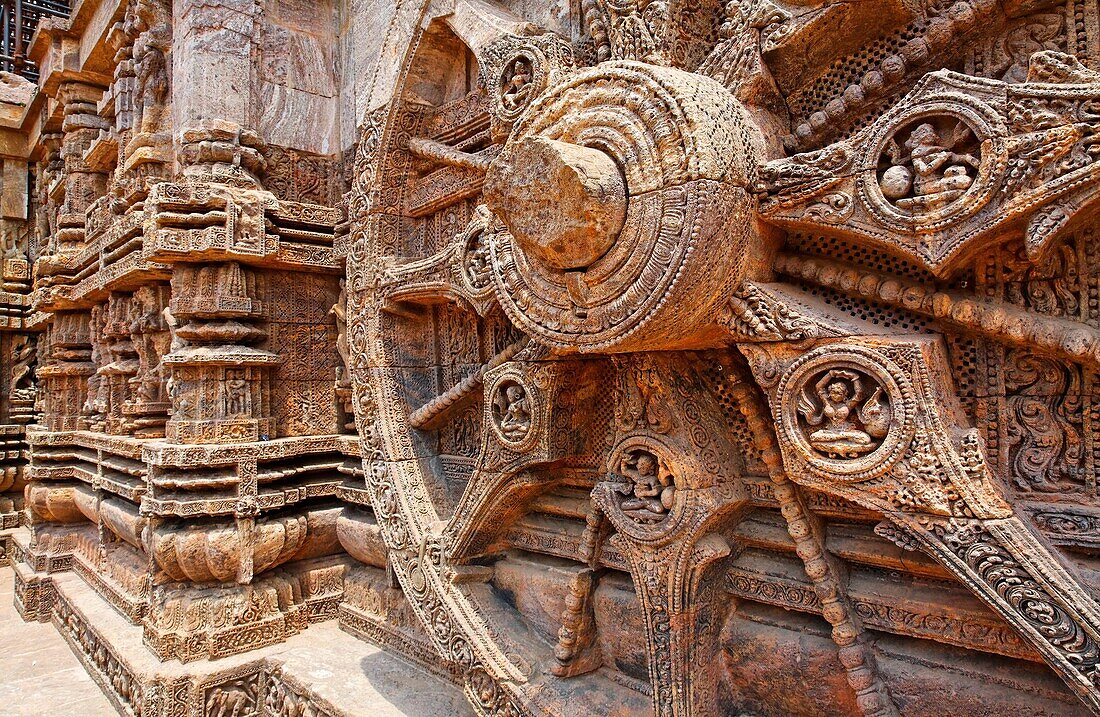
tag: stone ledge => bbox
[38,567,472,717]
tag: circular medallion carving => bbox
[611,445,677,525]
[877,115,981,213]
[457,208,494,294]
[858,99,1005,234]
[498,54,537,119]
[776,347,915,482]
[479,33,578,140]
[488,373,537,449]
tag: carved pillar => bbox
[7,334,38,425]
[332,278,354,433]
[0,151,38,560]
[80,304,108,431]
[0,322,37,557]
[39,312,94,432]
[119,0,172,202]
[34,133,62,259]
[0,160,30,293]
[164,262,277,444]
[124,283,171,437]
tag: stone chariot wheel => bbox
[344,5,1100,717]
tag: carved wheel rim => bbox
[342,7,1100,717]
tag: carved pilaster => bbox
[124,283,171,437]
[39,312,94,432]
[56,82,110,250]
[164,262,277,444]
[101,293,141,435]
[118,0,173,202]
[80,305,108,431]
[331,278,355,434]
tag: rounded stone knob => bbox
[483,136,627,270]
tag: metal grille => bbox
[0,0,70,82]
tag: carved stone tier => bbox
[163,350,278,444]
[12,532,468,717]
[18,426,353,661]
[164,262,278,444]
[31,184,338,315]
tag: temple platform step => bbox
[4,557,472,716]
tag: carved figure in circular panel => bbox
[490,377,533,446]
[798,368,890,458]
[877,116,982,213]
[480,33,578,139]
[612,447,677,525]
[777,347,915,482]
[462,229,492,291]
[859,99,1005,236]
[458,208,494,294]
[500,56,535,112]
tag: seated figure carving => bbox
[798,369,892,459]
[614,450,675,524]
[879,120,980,213]
[494,381,531,442]
[500,58,534,111]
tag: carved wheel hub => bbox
[486,61,762,353]
[484,136,626,270]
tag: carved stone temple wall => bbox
[9,0,1100,715]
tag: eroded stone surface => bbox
[484,135,626,270]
